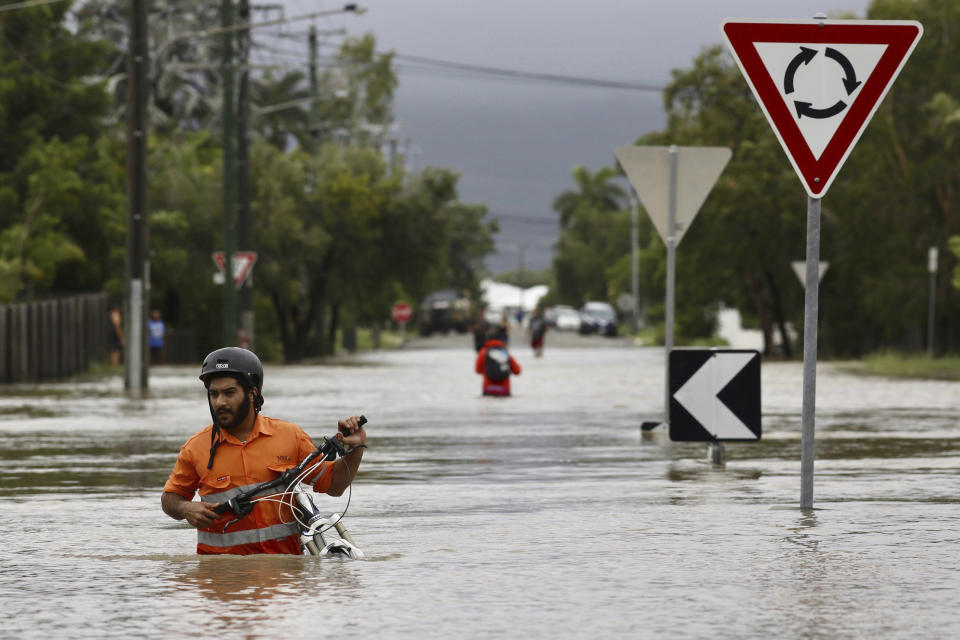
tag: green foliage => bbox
[841,350,960,380]
[251,70,310,151]
[239,141,495,361]
[950,236,960,290]
[146,131,223,351]
[550,165,628,307]
[0,4,120,302]
[76,0,224,131]
[494,267,551,287]
[0,14,499,362]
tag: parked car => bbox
[551,305,582,331]
[579,301,618,336]
[419,289,470,336]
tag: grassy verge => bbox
[628,326,730,348]
[352,327,405,350]
[836,351,960,381]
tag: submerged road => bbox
[1,335,959,639]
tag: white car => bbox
[552,305,581,331]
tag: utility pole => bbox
[126,0,149,392]
[927,246,938,356]
[629,188,639,332]
[517,245,526,315]
[309,25,320,154]
[221,0,237,346]
[389,138,400,177]
[237,0,254,349]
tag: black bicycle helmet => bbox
[200,347,265,468]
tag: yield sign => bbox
[791,260,830,287]
[614,146,731,245]
[212,251,258,289]
[722,19,922,198]
[669,349,761,442]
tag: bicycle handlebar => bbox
[212,415,366,520]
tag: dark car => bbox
[418,289,470,336]
[578,301,618,336]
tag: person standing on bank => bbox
[161,347,367,554]
[148,310,166,364]
[107,304,124,366]
[475,330,521,396]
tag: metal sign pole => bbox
[630,189,640,333]
[927,246,938,356]
[800,195,822,510]
[664,145,678,423]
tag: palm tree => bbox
[250,71,311,151]
[552,165,626,229]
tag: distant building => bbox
[480,279,547,325]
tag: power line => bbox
[393,53,665,92]
[315,41,664,93]
[0,0,66,14]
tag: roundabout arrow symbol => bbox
[795,99,848,119]
[783,46,816,94]
[825,47,861,94]
[782,45,862,120]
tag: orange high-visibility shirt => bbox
[164,414,334,555]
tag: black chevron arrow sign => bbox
[669,349,761,442]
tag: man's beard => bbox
[215,393,252,430]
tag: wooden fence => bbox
[0,292,109,383]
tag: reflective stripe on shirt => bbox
[197,521,300,548]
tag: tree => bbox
[250,71,310,150]
[313,34,398,149]
[76,0,225,132]
[549,165,629,307]
[0,2,122,302]
[552,165,626,230]
[146,131,224,350]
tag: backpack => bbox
[484,346,511,381]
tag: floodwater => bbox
[1,335,959,639]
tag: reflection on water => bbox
[166,555,362,603]
[1,345,960,638]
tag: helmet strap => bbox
[207,425,222,469]
[206,394,223,469]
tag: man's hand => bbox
[162,492,221,529]
[337,415,367,448]
[181,501,222,529]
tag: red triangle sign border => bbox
[722,19,923,198]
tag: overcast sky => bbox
[272,0,873,272]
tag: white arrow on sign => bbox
[673,352,758,440]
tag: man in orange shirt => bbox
[161,347,367,554]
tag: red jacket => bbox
[475,339,521,396]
